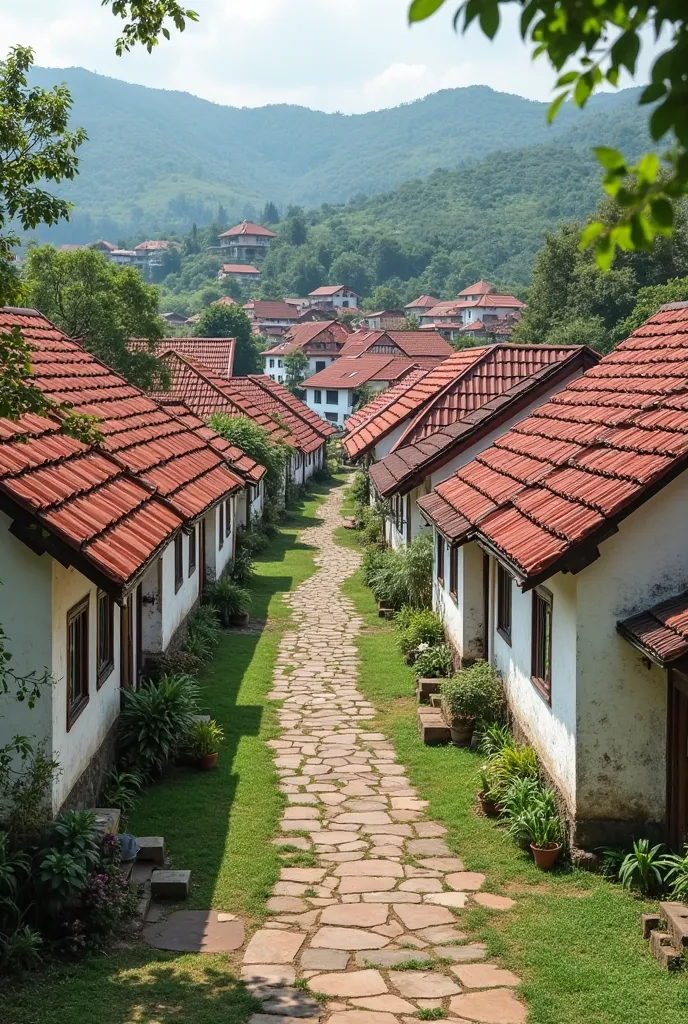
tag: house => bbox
[89,240,117,255]
[160,312,189,327]
[405,295,440,319]
[365,345,598,550]
[154,353,334,487]
[364,310,408,331]
[301,356,419,428]
[246,300,300,337]
[308,285,360,310]
[109,249,138,266]
[134,240,170,269]
[129,336,236,379]
[298,307,336,323]
[0,308,248,815]
[416,302,688,850]
[217,221,277,262]
[338,329,453,369]
[419,281,525,337]
[261,321,352,382]
[218,264,261,282]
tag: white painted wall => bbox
[160,530,200,649]
[50,564,122,811]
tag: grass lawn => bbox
[339,546,688,1024]
[2,478,340,1024]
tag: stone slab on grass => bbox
[241,966,296,989]
[244,929,307,964]
[449,989,527,1023]
[350,996,417,1013]
[390,971,460,998]
[150,870,190,900]
[320,904,388,927]
[473,894,515,911]
[135,837,165,865]
[301,948,350,971]
[393,903,457,929]
[309,969,387,997]
[327,1012,398,1024]
[143,910,244,953]
[259,989,323,1017]
[354,949,427,968]
[310,927,390,951]
[453,964,521,989]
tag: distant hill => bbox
[27,67,648,242]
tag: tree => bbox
[262,201,280,225]
[23,246,167,390]
[195,303,261,375]
[613,275,688,341]
[0,46,87,306]
[408,0,688,267]
[280,212,308,247]
[406,313,420,330]
[367,285,403,311]
[284,350,310,394]
[329,252,370,297]
[208,413,290,506]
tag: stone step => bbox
[417,708,450,745]
[416,677,441,704]
[136,836,166,866]
[659,901,688,949]
[151,869,191,900]
[649,929,682,971]
[90,808,121,835]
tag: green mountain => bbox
[28,67,648,242]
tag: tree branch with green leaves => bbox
[408,0,688,268]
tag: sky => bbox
[0,0,664,114]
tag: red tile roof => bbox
[221,264,260,275]
[405,295,440,309]
[417,303,688,585]
[135,239,170,251]
[249,301,300,321]
[302,356,419,389]
[130,337,236,378]
[344,369,429,435]
[0,308,243,594]
[369,347,598,497]
[155,399,266,485]
[246,375,336,441]
[219,220,277,238]
[308,285,358,297]
[229,376,332,453]
[338,330,452,362]
[618,591,688,665]
[458,279,495,296]
[260,320,348,357]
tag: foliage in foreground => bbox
[362,535,433,610]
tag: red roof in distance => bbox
[249,300,300,320]
[135,240,170,251]
[308,285,359,297]
[218,220,277,239]
[302,355,419,389]
[405,295,440,309]
[221,264,261,275]
[458,279,495,296]
[130,337,236,379]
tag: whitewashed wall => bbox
[160,529,200,650]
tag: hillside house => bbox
[160,312,189,327]
[109,249,138,266]
[419,282,525,340]
[417,302,688,851]
[134,240,170,270]
[218,221,277,262]
[0,308,249,814]
[405,296,440,320]
[308,285,359,310]
[261,321,352,381]
[218,264,261,282]
[364,310,408,331]
[365,346,598,551]
[302,356,419,428]
[246,300,300,337]
[338,330,453,369]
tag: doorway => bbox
[667,668,688,850]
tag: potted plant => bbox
[191,718,225,770]
[439,662,503,747]
[414,642,453,680]
[519,790,564,869]
[477,764,499,817]
[206,577,251,627]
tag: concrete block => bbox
[417,709,450,745]
[136,836,166,865]
[91,808,121,834]
[660,901,688,948]
[641,913,661,940]
[151,869,191,900]
[416,678,441,704]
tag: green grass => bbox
[2,479,338,1024]
[340,563,688,1024]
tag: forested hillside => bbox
[27,66,648,241]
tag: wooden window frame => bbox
[436,533,445,587]
[188,526,197,576]
[326,389,339,406]
[67,596,90,730]
[218,503,225,549]
[174,533,184,593]
[531,585,553,704]
[225,498,232,538]
[449,545,459,601]
[96,590,114,687]
[496,563,513,646]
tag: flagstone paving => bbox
[240,485,525,1024]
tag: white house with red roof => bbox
[308,285,359,310]
[418,281,525,341]
[218,220,277,262]
[0,308,253,813]
[261,321,351,382]
[405,296,440,319]
[246,300,300,337]
[418,302,688,852]
[301,356,419,427]
[218,263,261,281]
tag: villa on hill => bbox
[217,220,277,262]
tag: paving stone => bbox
[250,1015,319,1024]
[334,860,404,877]
[267,896,309,913]
[309,969,387,997]
[472,894,515,911]
[355,949,427,968]
[362,891,422,903]
[417,925,467,943]
[243,929,307,964]
[405,839,452,856]
[150,870,191,900]
[393,903,458,929]
[439,944,487,962]
[259,989,323,1016]
[327,1012,398,1024]
[320,904,388,927]
[280,868,327,883]
[424,891,468,907]
[135,837,165,865]
[300,948,350,971]
[453,964,521,989]
[449,990,527,1023]
[350,996,417,1013]
[310,927,391,950]
[416,857,465,872]
[143,910,244,952]
[338,876,398,894]
[241,966,296,988]
[445,872,486,891]
[398,878,444,893]
[412,823,447,838]
[391,971,460,998]
[373,921,404,937]
[333,813,393,826]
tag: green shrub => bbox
[499,777,545,840]
[102,770,144,817]
[206,577,251,625]
[414,643,453,678]
[350,469,370,508]
[145,649,204,680]
[402,534,433,608]
[478,722,514,758]
[484,742,539,800]
[118,673,201,777]
[439,661,503,724]
[397,609,445,656]
[190,719,225,757]
[664,845,688,900]
[182,605,221,662]
[516,789,565,848]
[230,545,255,583]
[617,840,672,893]
[365,537,434,610]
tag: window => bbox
[225,498,232,537]
[269,358,275,368]
[436,533,445,587]
[326,390,338,406]
[97,590,114,687]
[188,526,197,575]
[218,503,225,549]
[174,533,184,592]
[449,547,458,600]
[325,412,338,423]
[315,360,326,372]
[67,597,89,728]
[531,587,553,703]
[496,563,512,645]
[313,389,322,404]
[278,359,283,368]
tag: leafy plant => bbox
[118,673,201,776]
[145,649,203,680]
[520,798,565,849]
[3,746,61,840]
[483,742,539,800]
[102,769,144,816]
[396,609,445,657]
[182,605,220,661]
[206,577,251,626]
[190,718,225,758]
[230,545,256,584]
[439,661,503,724]
[0,924,42,971]
[416,1009,446,1020]
[47,811,100,871]
[478,723,514,758]
[617,840,673,894]
[37,851,88,908]
[500,777,543,827]
[664,846,688,901]
[414,642,453,679]
[598,846,626,881]
[501,782,556,846]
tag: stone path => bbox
[240,485,525,1024]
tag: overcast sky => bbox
[0,0,662,113]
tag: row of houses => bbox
[0,310,334,816]
[343,303,688,852]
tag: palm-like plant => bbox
[617,840,673,893]
[664,845,688,900]
[119,673,201,776]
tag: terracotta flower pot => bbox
[197,752,218,771]
[478,791,499,817]
[230,611,249,627]
[530,841,561,870]
[449,715,475,747]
